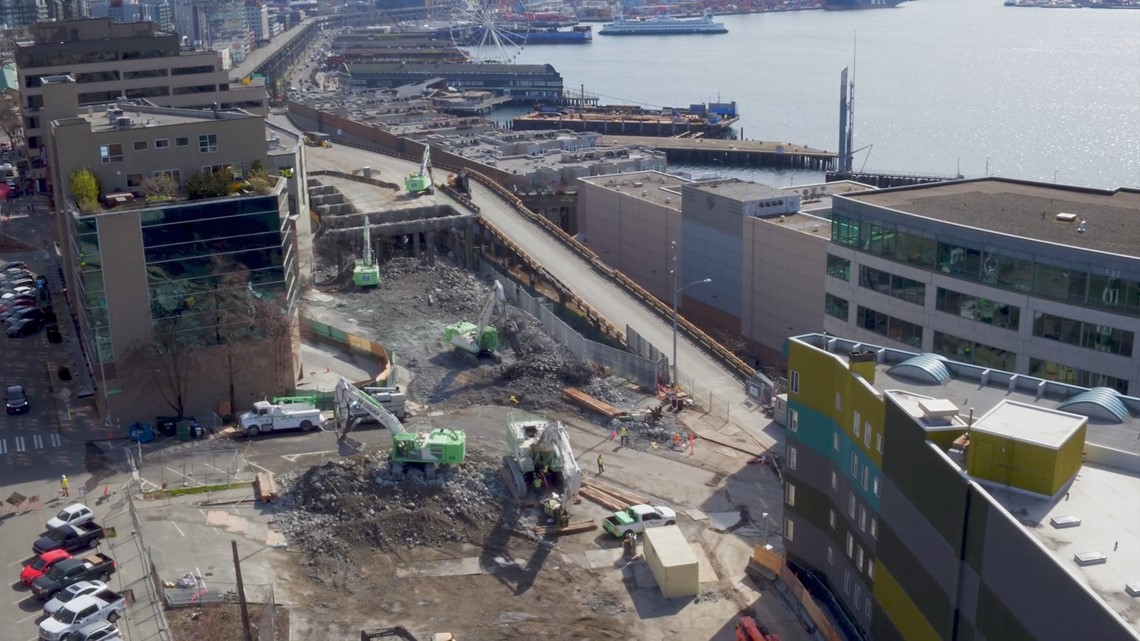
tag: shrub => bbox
[69,168,101,213]
[185,169,232,200]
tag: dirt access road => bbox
[262,404,802,641]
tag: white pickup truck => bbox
[38,592,126,641]
[43,580,110,617]
[602,504,678,538]
[240,400,322,437]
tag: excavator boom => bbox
[335,377,405,443]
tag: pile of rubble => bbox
[494,308,594,408]
[274,449,528,564]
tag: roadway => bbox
[281,126,770,448]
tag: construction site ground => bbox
[244,256,801,639]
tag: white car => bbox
[46,504,94,531]
[43,580,109,617]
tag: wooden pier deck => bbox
[596,135,836,170]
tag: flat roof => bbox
[983,464,1140,633]
[971,400,1086,449]
[73,104,258,133]
[846,178,1140,256]
[579,170,691,210]
[690,179,786,201]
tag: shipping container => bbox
[643,525,699,598]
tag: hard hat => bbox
[61,474,67,479]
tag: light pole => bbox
[670,241,712,386]
[761,511,770,544]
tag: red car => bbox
[21,549,72,586]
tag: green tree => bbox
[185,169,232,200]
[69,168,101,213]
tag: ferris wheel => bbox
[450,0,527,64]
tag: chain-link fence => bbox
[129,442,252,498]
[124,475,175,641]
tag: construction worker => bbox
[533,475,543,495]
[509,395,520,406]
[619,425,629,447]
[60,475,70,498]
[597,454,604,475]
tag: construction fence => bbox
[752,545,844,641]
[481,260,665,390]
[124,478,175,641]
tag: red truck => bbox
[736,615,781,641]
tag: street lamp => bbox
[670,241,712,386]
[761,511,770,544]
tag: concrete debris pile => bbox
[379,258,489,320]
[496,308,593,408]
[274,449,526,562]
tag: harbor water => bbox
[498,0,1140,189]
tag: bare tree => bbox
[254,297,298,394]
[0,92,22,146]
[122,315,206,419]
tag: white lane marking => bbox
[164,466,204,486]
[244,459,272,473]
[279,451,336,462]
[32,434,43,449]
[14,436,25,452]
[17,612,39,624]
[172,522,185,537]
[50,433,61,448]
[0,438,6,455]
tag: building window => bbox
[833,432,840,451]
[867,561,875,580]
[864,594,872,616]
[857,305,923,348]
[825,293,850,321]
[851,452,858,478]
[831,470,838,491]
[789,409,798,432]
[784,518,795,542]
[199,134,218,153]
[1033,311,1134,357]
[155,139,169,149]
[875,433,883,454]
[859,265,926,305]
[936,287,1020,331]
[853,410,861,438]
[836,392,843,411]
[153,169,182,185]
[933,331,1017,372]
[786,483,796,507]
[99,143,123,163]
[787,445,797,470]
[846,533,854,558]
[829,509,837,529]
[133,140,148,151]
[862,465,869,490]
[864,423,872,448]
[828,546,834,565]
[176,137,190,147]
[856,548,864,573]
[859,506,867,532]
[1029,358,1128,394]
[827,254,851,281]
[848,492,856,519]
[871,519,878,540]
[790,370,800,393]
[873,477,881,497]
[125,173,145,192]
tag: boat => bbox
[598,10,728,36]
[824,0,905,9]
[502,24,593,44]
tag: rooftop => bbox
[579,170,692,210]
[845,178,1140,256]
[691,179,786,202]
[970,400,1085,449]
[70,102,259,133]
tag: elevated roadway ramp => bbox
[302,142,772,450]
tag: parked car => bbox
[0,298,36,312]
[47,504,95,531]
[34,522,106,554]
[20,549,72,586]
[31,553,117,600]
[7,317,42,337]
[5,383,29,414]
[37,592,126,641]
[42,580,110,618]
[1,260,27,269]
[59,619,123,641]
[4,306,43,325]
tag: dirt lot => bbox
[266,255,796,640]
[167,603,290,641]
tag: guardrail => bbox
[298,121,755,381]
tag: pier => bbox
[596,135,835,170]
[825,170,963,188]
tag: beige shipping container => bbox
[643,526,699,599]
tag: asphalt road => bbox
[293,140,770,448]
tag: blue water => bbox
[495,0,1140,189]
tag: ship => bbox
[501,24,593,44]
[598,10,728,35]
[824,0,906,9]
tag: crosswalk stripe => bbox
[0,439,5,455]
[33,434,43,449]
[50,433,61,447]
[14,436,25,452]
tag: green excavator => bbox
[404,145,434,195]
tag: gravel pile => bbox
[273,449,528,563]
[495,308,593,409]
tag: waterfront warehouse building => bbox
[339,62,563,102]
[783,333,1139,641]
[825,178,1140,394]
[43,76,303,424]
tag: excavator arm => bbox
[335,377,405,443]
[474,280,505,346]
[536,421,582,517]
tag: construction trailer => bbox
[334,378,465,474]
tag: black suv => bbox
[5,384,28,414]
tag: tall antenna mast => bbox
[846,31,857,175]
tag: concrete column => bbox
[426,231,436,265]
[412,231,421,258]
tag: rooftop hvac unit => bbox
[115,117,133,129]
